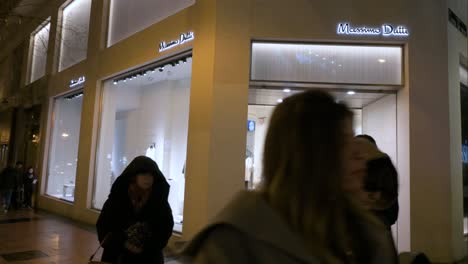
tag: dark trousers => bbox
[24,188,33,207]
[2,189,13,210]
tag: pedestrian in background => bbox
[183,90,397,264]
[0,162,19,213]
[96,156,174,264]
[354,135,399,228]
[12,161,24,209]
[23,166,38,209]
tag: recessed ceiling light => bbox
[331,61,335,64]
[283,88,291,93]
[322,57,327,60]
[347,91,356,95]
[62,133,70,138]
[315,54,319,57]
[338,64,342,67]
[277,99,283,103]
[378,59,386,63]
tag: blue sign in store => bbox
[247,120,256,132]
[463,144,468,164]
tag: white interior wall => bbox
[362,94,398,162]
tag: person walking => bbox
[354,135,399,228]
[23,167,38,209]
[0,163,19,213]
[13,162,24,209]
[182,90,397,264]
[96,156,174,264]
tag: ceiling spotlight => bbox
[283,88,291,93]
[151,69,155,73]
[315,54,319,57]
[331,61,335,64]
[113,81,118,85]
[338,64,342,67]
[322,57,327,60]
[378,59,386,63]
[159,68,164,72]
[61,133,70,138]
[277,99,283,103]
[123,79,127,82]
[347,91,356,95]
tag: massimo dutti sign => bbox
[337,22,409,37]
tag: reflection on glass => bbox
[46,92,83,202]
[94,58,192,233]
[59,0,92,71]
[30,21,50,83]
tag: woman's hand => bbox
[125,241,143,254]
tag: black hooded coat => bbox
[96,156,174,264]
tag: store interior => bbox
[94,56,192,233]
[46,92,83,202]
[245,88,397,189]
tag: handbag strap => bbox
[89,234,110,261]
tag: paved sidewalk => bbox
[0,209,180,263]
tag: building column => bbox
[183,0,252,239]
[407,0,466,262]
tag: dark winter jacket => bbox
[182,191,398,264]
[96,156,174,264]
[23,172,38,192]
[0,166,19,190]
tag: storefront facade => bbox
[19,0,467,262]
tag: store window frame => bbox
[43,89,84,204]
[91,51,193,234]
[249,41,406,90]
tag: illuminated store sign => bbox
[337,23,409,37]
[159,32,194,52]
[69,76,85,88]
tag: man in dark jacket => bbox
[11,161,24,209]
[0,163,19,213]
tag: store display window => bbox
[108,0,195,46]
[45,91,84,202]
[29,20,50,83]
[58,0,92,71]
[93,54,192,233]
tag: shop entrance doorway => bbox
[246,41,403,249]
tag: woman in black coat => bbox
[23,167,38,208]
[96,156,174,264]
